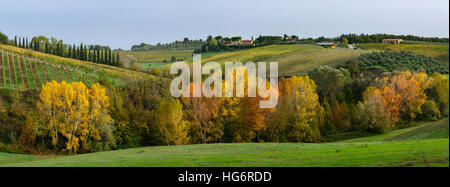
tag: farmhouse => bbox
[317,41,338,48]
[222,40,254,46]
[240,40,254,46]
[382,39,404,44]
[283,35,297,42]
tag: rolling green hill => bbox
[0,44,155,90]
[156,44,367,76]
[1,118,448,167]
[124,50,194,63]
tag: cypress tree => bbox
[96,49,100,63]
[79,43,83,60]
[18,37,22,48]
[55,43,59,56]
[105,49,109,65]
[68,45,72,58]
[77,46,80,60]
[72,44,76,58]
[109,49,112,65]
[100,50,104,64]
[35,40,39,51]
[14,36,17,46]
[22,37,25,48]
[59,42,63,57]
[104,49,108,65]
[92,50,95,62]
[84,45,87,61]
[116,53,120,67]
[25,38,29,48]
[112,52,115,66]
[45,42,49,53]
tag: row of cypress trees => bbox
[12,36,120,67]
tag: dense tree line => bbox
[131,38,206,51]
[197,35,303,53]
[1,33,120,67]
[0,32,8,44]
[196,33,448,51]
[338,33,449,44]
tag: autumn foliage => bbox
[0,68,448,154]
[37,81,112,153]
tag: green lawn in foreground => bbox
[0,152,36,165]
[1,119,448,167]
[343,119,449,143]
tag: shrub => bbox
[420,100,441,121]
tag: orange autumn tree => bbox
[376,71,428,120]
[37,81,111,153]
[181,82,222,144]
[357,71,429,133]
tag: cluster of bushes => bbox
[357,51,448,74]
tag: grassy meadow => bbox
[154,44,367,76]
[1,118,448,167]
[124,50,194,63]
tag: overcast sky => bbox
[1,0,448,49]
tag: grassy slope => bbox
[158,44,367,76]
[343,119,449,142]
[124,50,194,63]
[1,119,448,167]
[356,43,449,63]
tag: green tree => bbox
[308,66,351,101]
[342,38,349,47]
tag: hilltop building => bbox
[283,35,297,42]
[382,39,404,44]
[222,40,254,46]
[317,41,338,48]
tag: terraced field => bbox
[0,44,156,90]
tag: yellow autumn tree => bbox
[155,98,189,145]
[427,73,449,114]
[37,81,111,153]
[269,76,322,142]
[355,86,394,133]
